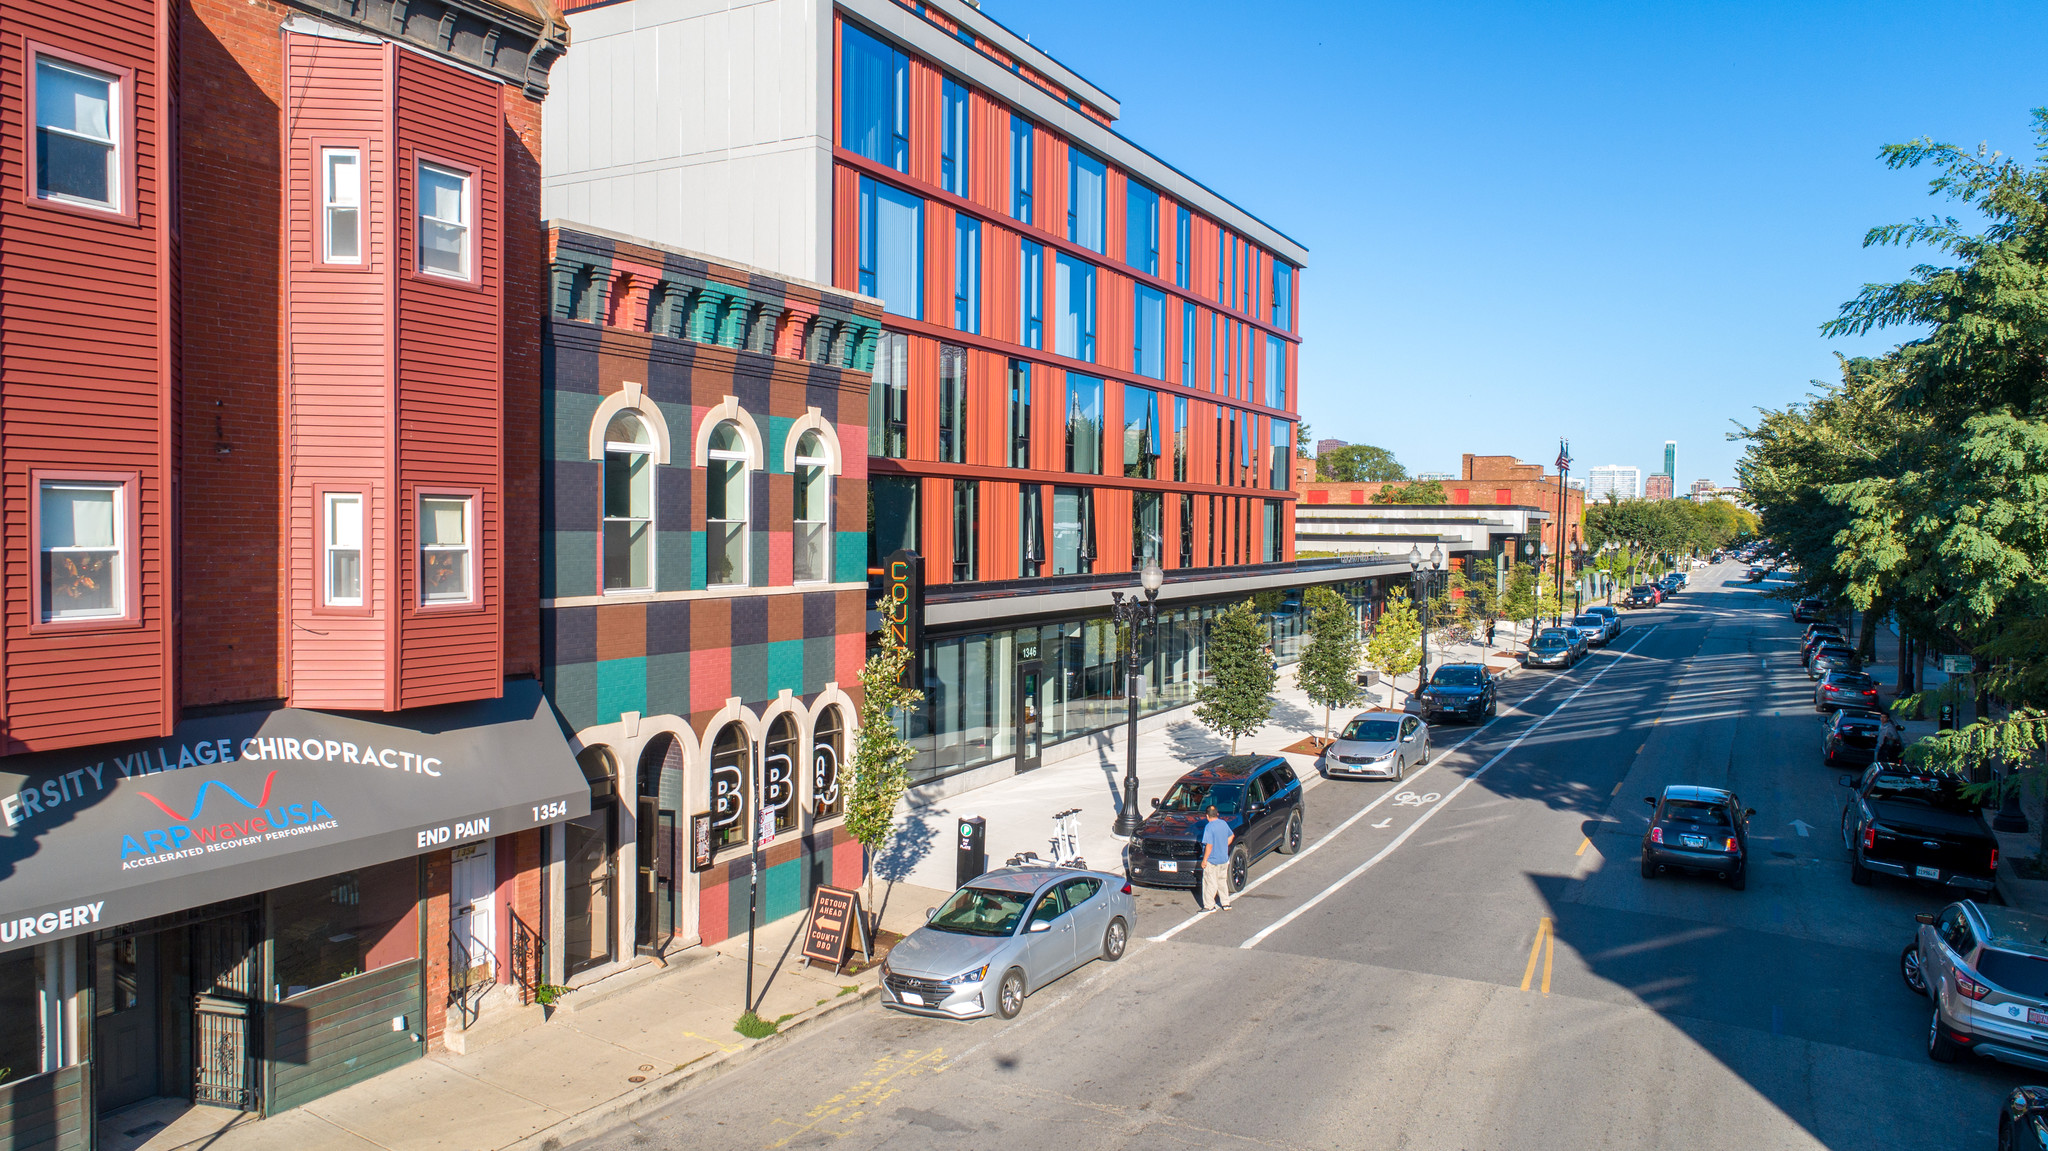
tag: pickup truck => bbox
[1839,766,1996,893]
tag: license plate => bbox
[1157,860,1177,872]
[1681,836,1706,848]
[1916,865,1940,880]
[2032,1008,2048,1026]
[898,991,922,1005]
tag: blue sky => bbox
[983,0,2044,488]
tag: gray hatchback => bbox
[1906,900,2048,1070]
[880,866,1135,1021]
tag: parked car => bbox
[1321,711,1431,781]
[1808,643,1862,681]
[1524,631,1578,668]
[1793,596,1826,623]
[1824,709,1901,768]
[1747,567,1767,582]
[1569,613,1611,648]
[1815,670,1883,713]
[1800,628,1848,666]
[1419,663,1496,723]
[1999,1088,2048,1149]
[1841,765,1997,892]
[1585,604,1621,636]
[880,865,1136,1020]
[1802,621,1846,648]
[1641,785,1753,889]
[1624,586,1660,608]
[1540,626,1589,660]
[1904,901,2048,1069]
[1126,755,1304,892]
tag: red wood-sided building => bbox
[0,0,582,1140]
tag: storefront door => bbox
[636,799,677,953]
[94,935,161,1112]
[451,842,496,984]
[563,809,615,974]
[1016,661,1043,773]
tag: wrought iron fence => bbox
[508,905,546,1007]
[193,994,257,1110]
[448,925,496,1030]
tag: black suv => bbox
[1793,597,1826,623]
[1419,663,1496,723]
[1126,756,1304,894]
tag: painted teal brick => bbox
[657,528,691,594]
[690,531,706,589]
[546,661,598,734]
[553,530,597,600]
[834,532,866,584]
[595,656,649,725]
[551,393,602,462]
[730,642,767,706]
[767,415,793,474]
[647,652,690,718]
[766,639,805,697]
[803,636,836,694]
[766,856,802,920]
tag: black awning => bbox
[0,679,589,946]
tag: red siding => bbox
[0,0,174,753]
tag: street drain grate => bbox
[628,1076,647,1083]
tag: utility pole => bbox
[1553,439,1570,629]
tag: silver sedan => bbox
[880,867,1135,1020]
[1319,710,1430,781]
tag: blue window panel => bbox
[859,176,923,320]
[1175,207,1190,288]
[1020,240,1044,350]
[840,24,908,172]
[1209,313,1219,393]
[1215,231,1226,301]
[1133,284,1165,379]
[1010,114,1034,224]
[1124,182,1159,276]
[1055,254,1096,363]
[941,78,970,196]
[1271,419,1292,490]
[1067,151,1106,253]
[954,216,981,333]
[1181,302,1196,386]
[1272,262,1293,330]
[1266,334,1288,409]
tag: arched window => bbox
[706,421,750,585]
[709,724,749,854]
[603,412,654,591]
[793,430,832,583]
[812,706,844,819]
[764,714,799,836]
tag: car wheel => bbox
[1851,857,1873,886]
[1641,854,1658,879]
[1901,942,1928,997]
[996,969,1026,1020]
[1999,1114,2015,1151]
[1929,1006,1960,1063]
[1279,810,1304,855]
[1101,917,1128,962]
[1727,865,1746,891]
[1487,698,1497,718]
[1229,845,1250,893]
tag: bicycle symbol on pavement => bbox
[1391,791,1441,807]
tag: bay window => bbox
[419,495,471,604]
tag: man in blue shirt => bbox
[1200,804,1234,911]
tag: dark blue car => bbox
[1125,756,1304,893]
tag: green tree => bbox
[1319,444,1408,483]
[1370,479,1448,505]
[1296,586,1363,743]
[1366,588,1424,698]
[1195,600,1276,753]
[846,625,924,917]
[1499,561,1538,633]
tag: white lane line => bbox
[1237,624,1665,950]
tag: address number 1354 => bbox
[533,801,569,821]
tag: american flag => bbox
[1555,442,1570,472]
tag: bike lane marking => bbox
[1238,624,1664,951]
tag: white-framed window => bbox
[705,422,750,586]
[793,430,831,583]
[39,481,122,621]
[324,492,364,606]
[34,56,119,210]
[602,412,655,591]
[417,162,470,279]
[323,148,362,264]
[419,495,471,604]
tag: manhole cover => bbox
[628,1076,647,1084]
[639,1064,655,1072]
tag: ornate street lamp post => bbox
[1408,543,1444,697]
[1110,560,1165,837]
[1571,542,1586,615]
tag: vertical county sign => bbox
[884,549,923,689]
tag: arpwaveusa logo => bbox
[120,769,338,868]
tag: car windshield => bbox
[926,886,1031,937]
[1159,780,1243,815]
[1573,615,1604,628]
[1829,675,1877,690]
[1977,949,2048,999]
[1533,637,1568,650]
[1339,718,1402,742]
[1661,800,1732,827]
[1432,667,1483,686]
[1834,714,1881,730]
[1539,629,1573,642]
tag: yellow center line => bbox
[1520,917,1553,992]
[1542,924,1555,995]
[1575,836,1591,856]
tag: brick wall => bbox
[503,90,545,680]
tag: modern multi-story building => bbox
[1662,440,1676,479]
[544,0,1322,793]
[1644,473,1674,501]
[1689,478,1717,498]
[1586,465,1641,502]
[0,0,586,1138]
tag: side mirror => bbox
[1150,798,1162,810]
[1402,735,1415,743]
[1028,919,1052,933]
[1643,797,1658,807]
[1840,776,1856,788]
[1916,912,1937,926]
[926,907,937,921]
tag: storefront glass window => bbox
[272,859,420,999]
[0,949,42,1086]
[813,707,844,819]
[710,724,749,853]
[765,715,799,835]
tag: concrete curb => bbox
[506,982,885,1151]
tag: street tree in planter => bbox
[846,625,924,930]
[1366,588,1424,701]
[1297,586,1363,745]
[1499,562,1538,643]
[1195,599,1276,753]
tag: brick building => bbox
[1296,452,1586,569]
[1644,473,1674,501]
[0,0,587,1139]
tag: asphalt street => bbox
[575,562,2027,1151]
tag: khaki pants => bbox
[1201,861,1233,909]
